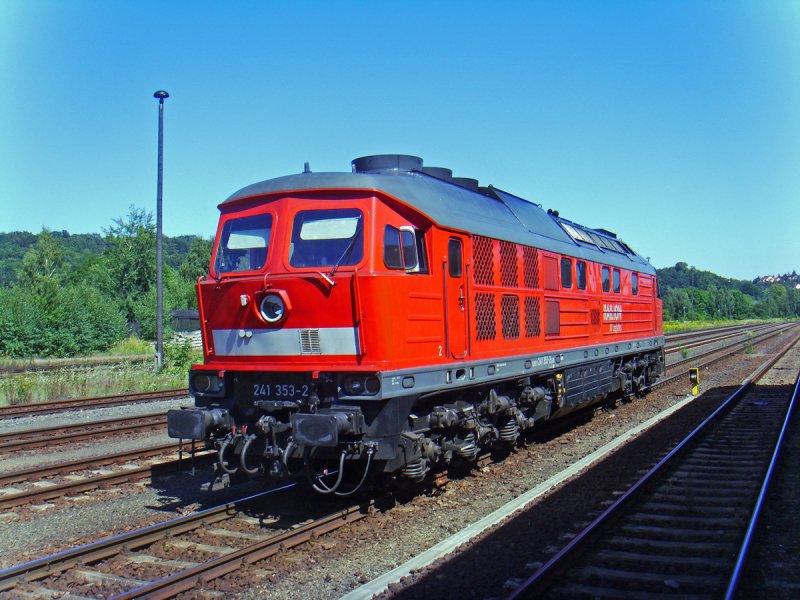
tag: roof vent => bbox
[451,176,480,191]
[352,154,423,174]
[420,166,453,181]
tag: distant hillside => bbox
[656,262,799,321]
[0,230,202,288]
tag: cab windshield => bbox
[213,213,272,274]
[289,208,363,268]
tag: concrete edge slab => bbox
[339,394,697,600]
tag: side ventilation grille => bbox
[473,236,495,286]
[523,246,540,289]
[500,242,519,287]
[299,329,322,355]
[525,296,541,338]
[475,293,497,341]
[501,294,520,339]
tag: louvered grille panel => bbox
[525,296,541,338]
[475,293,497,341]
[501,294,520,339]
[590,309,601,326]
[299,329,321,354]
[499,241,519,288]
[473,236,495,286]
[523,246,540,289]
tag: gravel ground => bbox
[0,332,796,599]
[0,398,190,472]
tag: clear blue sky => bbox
[1,1,798,281]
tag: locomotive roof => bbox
[223,166,656,276]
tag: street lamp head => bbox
[153,90,170,101]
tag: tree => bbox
[764,284,789,318]
[0,235,127,357]
[132,264,184,339]
[18,229,65,296]
[178,237,212,281]
[104,206,156,322]
[178,237,212,309]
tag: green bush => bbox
[0,284,127,358]
[164,338,201,374]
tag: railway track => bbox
[662,322,768,346]
[0,441,213,510]
[0,484,372,598]
[0,413,167,453]
[508,332,800,599]
[659,322,797,385]
[0,388,189,419]
[663,323,773,355]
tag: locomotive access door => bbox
[445,237,468,359]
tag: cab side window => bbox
[384,226,428,273]
[576,261,587,290]
[602,266,611,292]
[613,268,621,293]
[632,272,639,295]
[384,226,403,269]
[561,257,572,289]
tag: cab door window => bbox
[448,238,463,277]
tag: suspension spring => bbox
[402,458,427,481]
[456,433,478,461]
[498,419,519,443]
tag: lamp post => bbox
[153,90,169,370]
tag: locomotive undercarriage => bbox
[168,350,664,495]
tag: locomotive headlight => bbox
[364,376,381,395]
[341,374,381,396]
[342,376,364,395]
[259,293,286,323]
[190,371,224,396]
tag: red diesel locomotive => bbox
[168,155,665,494]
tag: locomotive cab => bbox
[169,178,439,493]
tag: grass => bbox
[0,336,203,406]
[662,318,770,334]
[106,336,154,355]
[0,337,153,371]
[0,363,191,406]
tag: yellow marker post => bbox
[689,368,700,395]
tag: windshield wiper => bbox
[329,218,363,278]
